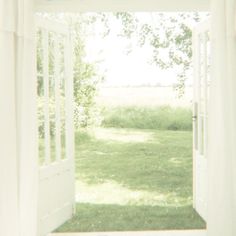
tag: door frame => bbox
[33,1,211,235]
[35,0,210,12]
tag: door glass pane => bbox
[49,31,56,162]
[60,37,66,160]
[37,29,45,165]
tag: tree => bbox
[112,12,209,96]
[36,13,104,137]
[70,15,104,128]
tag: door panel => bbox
[36,16,75,236]
[192,19,210,221]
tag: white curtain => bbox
[208,0,236,236]
[0,1,38,236]
[0,1,19,235]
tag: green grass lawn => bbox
[56,127,206,232]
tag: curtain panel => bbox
[0,1,38,236]
[208,0,236,236]
[0,1,19,233]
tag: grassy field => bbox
[55,87,202,232]
[98,87,193,130]
[56,128,206,232]
[101,106,192,131]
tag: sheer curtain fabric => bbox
[208,0,236,236]
[0,1,38,236]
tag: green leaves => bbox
[109,12,209,97]
[37,13,105,131]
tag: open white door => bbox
[36,16,75,236]
[192,19,211,221]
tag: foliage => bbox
[113,12,209,96]
[101,105,192,131]
[88,12,208,95]
[36,14,104,138]
[72,17,104,128]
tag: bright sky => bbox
[85,35,177,87]
[84,13,208,87]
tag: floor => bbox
[50,230,207,236]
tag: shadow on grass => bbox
[75,129,193,199]
[57,128,204,233]
[56,203,206,232]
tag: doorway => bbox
[35,11,210,236]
